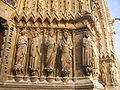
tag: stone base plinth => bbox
[0,77,103,90]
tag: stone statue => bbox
[23,0,29,11]
[82,31,92,66]
[82,31,92,76]
[65,0,69,10]
[44,29,57,76]
[100,61,107,86]
[31,0,36,11]
[50,0,57,14]
[38,0,42,12]
[23,0,35,11]
[59,31,73,77]
[110,62,119,86]
[64,0,70,16]
[38,0,46,14]
[29,32,42,76]
[14,30,28,75]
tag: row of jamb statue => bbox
[13,29,73,78]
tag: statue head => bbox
[34,31,40,37]
[110,62,115,68]
[20,30,26,36]
[63,31,69,39]
[83,31,89,38]
[49,29,54,37]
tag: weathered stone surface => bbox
[0,0,119,90]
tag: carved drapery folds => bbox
[14,30,28,76]
[44,29,57,77]
[10,28,75,82]
[109,62,119,86]
[29,32,42,77]
[100,61,107,86]
[82,31,92,76]
[11,27,96,82]
[15,0,93,18]
[59,31,73,77]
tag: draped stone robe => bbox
[82,37,92,67]
[15,35,28,75]
[44,35,57,70]
[59,33,73,73]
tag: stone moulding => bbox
[0,78,94,89]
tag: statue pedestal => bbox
[5,75,15,83]
[30,76,39,83]
[0,77,104,90]
[92,80,104,90]
[46,76,55,83]
[14,75,24,82]
[62,77,69,82]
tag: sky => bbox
[106,0,120,61]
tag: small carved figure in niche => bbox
[45,0,49,12]
[14,30,28,75]
[50,0,57,15]
[38,0,42,12]
[29,31,42,76]
[110,62,119,86]
[44,29,57,77]
[64,0,70,16]
[23,0,29,11]
[59,31,73,77]
[80,0,91,15]
[40,0,46,14]
[82,31,92,76]
[23,0,35,11]
[100,61,107,86]
[31,0,36,11]
[92,68,100,80]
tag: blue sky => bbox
[106,0,120,61]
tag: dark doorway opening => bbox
[0,17,7,57]
[5,0,15,6]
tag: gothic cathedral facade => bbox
[0,0,119,90]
